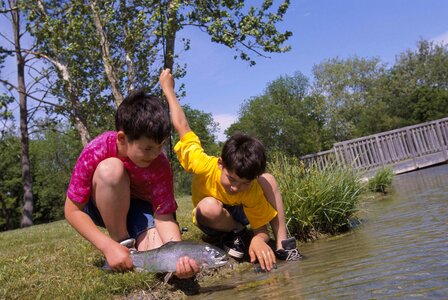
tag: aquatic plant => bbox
[368,167,394,193]
[268,153,364,240]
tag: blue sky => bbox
[175,0,448,141]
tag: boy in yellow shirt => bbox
[160,69,301,271]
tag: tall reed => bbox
[268,153,365,240]
[368,167,394,193]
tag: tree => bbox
[0,0,35,227]
[0,133,22,231]
[30,124,82,224]
[227,71,325,157]
[312,56,387,143]
[386,40,448,127]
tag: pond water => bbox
[192,164,448,299]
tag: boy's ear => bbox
[117,131,127,145]
[218,157,223,170]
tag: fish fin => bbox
[164,272,174,284]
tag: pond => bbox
[192,164,448,299]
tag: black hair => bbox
[115,88,170,143]
[221,133,266,180]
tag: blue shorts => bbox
[84,197,155,239]
[193,205,249,237]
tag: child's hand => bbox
[159,69,175,94]
[104,242,134,272]
[174,256,200,279]
[249,236,276,272]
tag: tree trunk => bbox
[9,0,34,227]
[90,0,124,108]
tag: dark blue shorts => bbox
[84,198,155,239]
[194,204,249,236]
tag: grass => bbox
[0,196,200,300]
[268,153,365,240]
[368,167,394,193]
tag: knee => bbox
[94,158,128,187]
[196,197,223,220]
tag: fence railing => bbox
[300,117,448,175]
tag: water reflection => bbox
[192,164,448,299]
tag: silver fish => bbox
[130,241,228,273]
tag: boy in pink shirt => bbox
[64,89,199,278]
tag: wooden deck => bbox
[300,117,448,178]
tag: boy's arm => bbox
[257,173,288,250]
[64,197,133,271]
[249,226,276,272]
[159,69,191,139]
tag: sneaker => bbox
[120,237,137,253]
[275,237,302,261]
[223,230,246,259]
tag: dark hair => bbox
[115,88,170,143]
[221,133,266,180]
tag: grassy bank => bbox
[0,196,202,300]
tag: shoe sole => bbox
[224,245,244,258]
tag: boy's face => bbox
[218,158,252,195]
[118,132,165,167]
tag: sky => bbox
[175,0,448,141]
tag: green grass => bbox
[0,196,199,300]
[368,167,394,193]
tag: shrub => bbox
[368,167,394,193]
[268,153,365,240]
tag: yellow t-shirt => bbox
[174,131,277,229]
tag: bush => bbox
[268,153,365,240]
[368,167,394,193]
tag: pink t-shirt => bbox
[66,131,177,215]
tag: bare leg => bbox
[136,228,163,251]
[195,197,244,232]
[92,158,130,242]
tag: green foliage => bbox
[184,0,292,66]
[312,56,387,143]
[227,71,325,156]
[30,126,82,224]
[268,153,365,240]
[368,167,394,193]
[0,125,82,231]
[0,135,22,231]
[386,40,448,128]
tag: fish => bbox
[132,240,228,272]
[103,240,228,273]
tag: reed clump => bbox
[268,153,365,241]
[368,167,394,193]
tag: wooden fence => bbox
[300,117,448,177]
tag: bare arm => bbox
[159,69,191,139]
[249,225,276,271]
[258,173,288,249]
[64,197,133,271]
